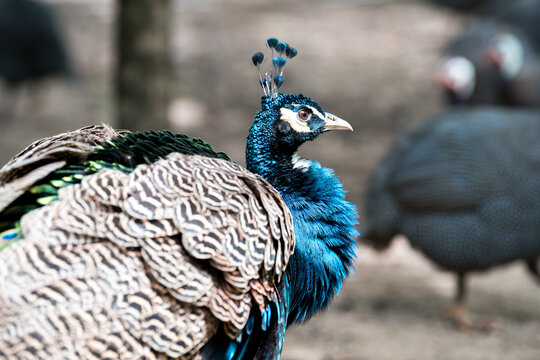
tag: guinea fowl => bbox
[0,0,71,85]
[0,38,358,359]
[436,19,513,106]
[362,107,540,330]
[479,0,540,53]
[436,19,540,108]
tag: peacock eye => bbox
[297,108,311,121]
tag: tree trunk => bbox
[116,0,171,130]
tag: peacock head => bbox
[247,38,352,164]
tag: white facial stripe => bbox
[280,104,326,133]
[280,107,312,133]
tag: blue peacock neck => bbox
[246,108,358,327]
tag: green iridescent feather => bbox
[0,130,230,248]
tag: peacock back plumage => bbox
[0,125,293,359]
[0,128,231,246]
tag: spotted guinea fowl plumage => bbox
[362,106,540,329]
[0,38,358,359]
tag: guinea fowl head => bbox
[436,55,477,102]
[245,38,358,326]
[485,32,526,80]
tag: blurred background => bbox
[1,0,540,358]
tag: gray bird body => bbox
[363,107,540,272]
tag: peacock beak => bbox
[322,113,353,131]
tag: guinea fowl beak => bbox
[323,113,353,131]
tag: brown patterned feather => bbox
[0,152,294,359]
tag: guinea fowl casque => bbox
[362,107,540,330]
[0,38,358,359]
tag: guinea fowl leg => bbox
[445,273,494,331]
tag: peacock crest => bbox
[251,37,298,99]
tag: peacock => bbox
[0,38,358,359]
[362,106,540,330]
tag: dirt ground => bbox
[1,0,539,358]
